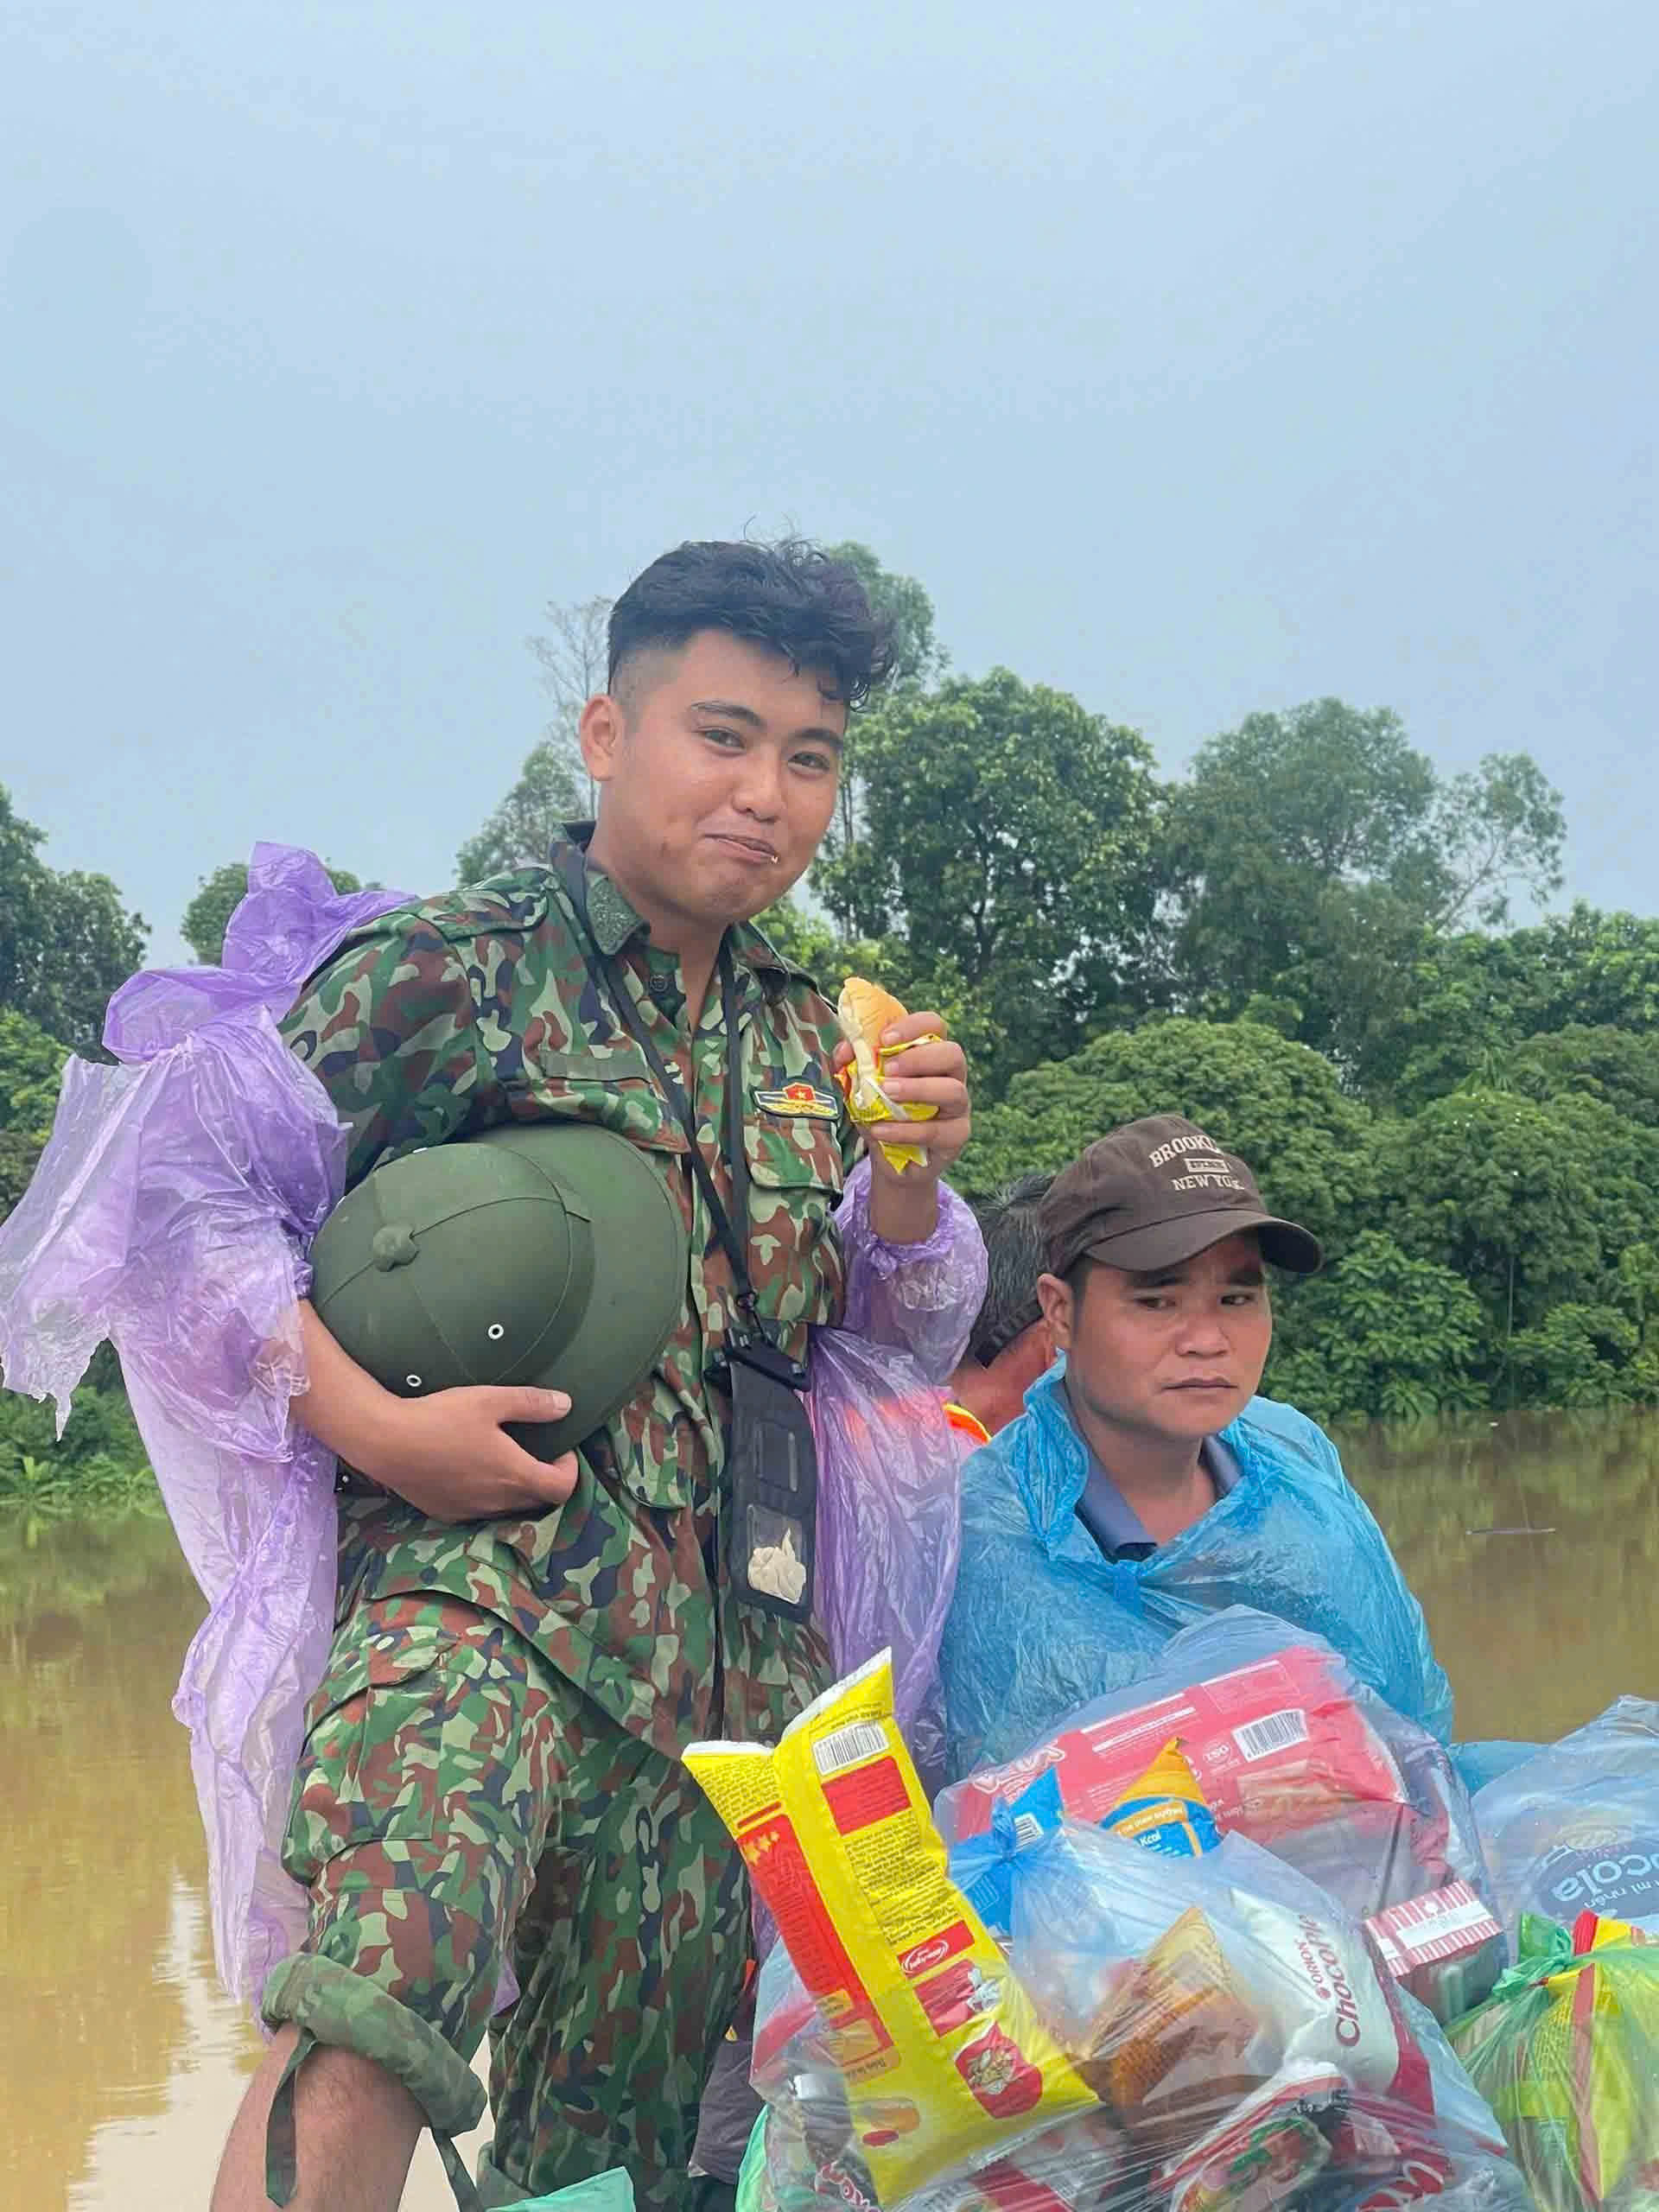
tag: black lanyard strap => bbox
[574,927,798,1376]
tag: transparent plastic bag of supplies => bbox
[1448,1908,1659,2212]
[1471,1696,1659,1936]
[934,1607,1503,2015]
[739,1823,1529,2212]
[694,1649,1523,2212]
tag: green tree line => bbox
[0,541,1650,1511]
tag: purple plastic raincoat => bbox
[0,846,982,2012]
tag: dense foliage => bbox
[0,787,147,1057]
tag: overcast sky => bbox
[3,1,1655,963]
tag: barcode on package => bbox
[1232,1708,1310,1761]
[812,1720,889,1777]
[1013,1812,1044,1850]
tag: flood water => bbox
[4,1408,1657,2208]
[0,1513,486,2211]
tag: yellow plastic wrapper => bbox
[684,1652,1096,2205]
[835,977,940,1175]
[1101,1739,1221,1859]
[1448,1909,1659,2211]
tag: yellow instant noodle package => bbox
[1101,1739,1220,1859]
[684,1652,1096,2204]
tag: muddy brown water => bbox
[4,1409,1656,2208]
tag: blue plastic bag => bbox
[1453,1738,1542,1798]
[1472,1695,1659,1934]
[941,1365,1454,1779]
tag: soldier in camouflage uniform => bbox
[210,541,975,2212]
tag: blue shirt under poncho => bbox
[940,1361,1455,1781]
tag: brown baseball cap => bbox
[1040,1114,1323,1279]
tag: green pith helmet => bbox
[309,1122,689,1463]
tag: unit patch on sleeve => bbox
[754,1079,841,1122]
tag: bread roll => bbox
[834,976,940,1174]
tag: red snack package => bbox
[941,1643,1405,1849]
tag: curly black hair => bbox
[607,537,896,709]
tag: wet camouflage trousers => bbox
[261,1590,749,2211]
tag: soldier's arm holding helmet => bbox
[290,1300,579,1520]
[278,918,583,1523]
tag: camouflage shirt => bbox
[279,829,856,1750]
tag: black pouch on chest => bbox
[577,929,822,1619]
[725,1335,817,1624]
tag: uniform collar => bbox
[549,822,647,957]
[552,820,801,984]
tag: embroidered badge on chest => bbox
[754,1078,840,1122]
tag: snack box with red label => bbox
[1364,1882,1504,2024]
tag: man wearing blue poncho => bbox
[940,1114,1455,1778]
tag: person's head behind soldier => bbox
[949,1172,1058,1435]
[1036,1115,1322,1467]
[580,538,893,937]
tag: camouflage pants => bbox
[262,1591,749,2211]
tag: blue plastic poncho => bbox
[941,1363,1454,1778]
